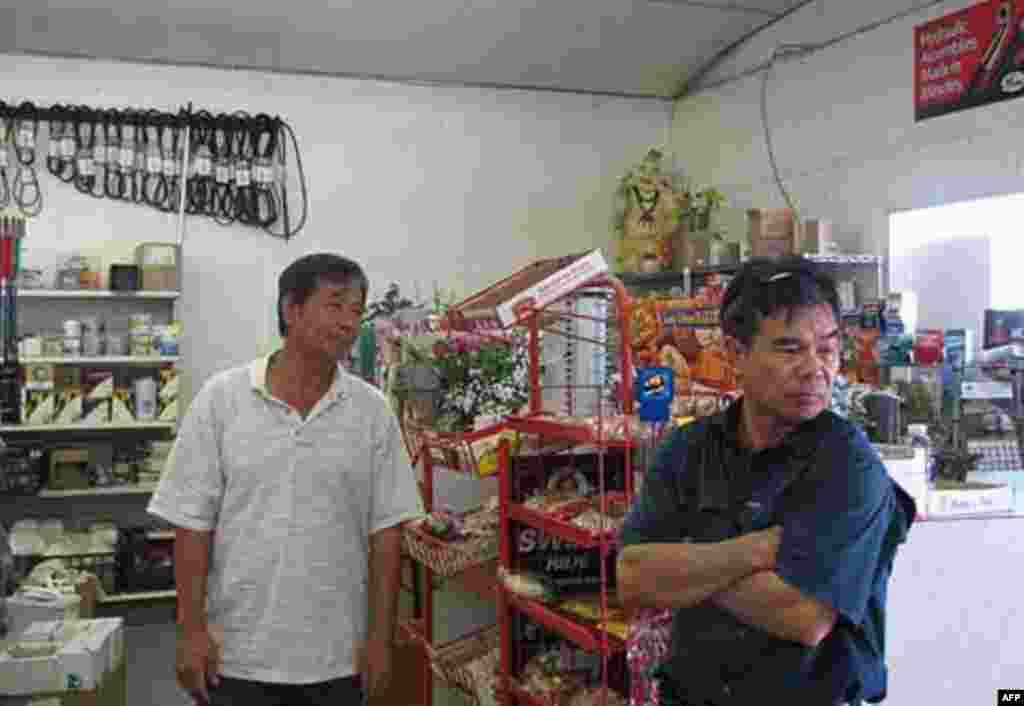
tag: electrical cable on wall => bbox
[691,0,953,96]
[745,1,955,219]
[0,100,309,239]
[760,45,812,220]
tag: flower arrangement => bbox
[401,331,531,433]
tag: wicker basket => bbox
[404,420,519,477]
[426,625,500,705]
[403,508,499,578]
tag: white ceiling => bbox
[0,0,812,98]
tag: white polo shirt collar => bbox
[249,352,349,414]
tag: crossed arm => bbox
[616,528,837,647]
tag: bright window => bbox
[890,193,1024,334]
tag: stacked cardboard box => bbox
[748,209,834,257]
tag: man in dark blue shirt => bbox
[618,257,915,706]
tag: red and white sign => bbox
[496,250,608,327]
[915,0,1024,121]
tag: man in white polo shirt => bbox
[149,253,423,706]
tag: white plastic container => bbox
[134,377,157,421]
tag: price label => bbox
[119,146,134,170]
[93,143,107,165]
[254,160,275,185]
[235,162,252,187]
[215,162,231,184]
[60,135,76,159]
[147,154,162,174]
[77,154,95,177]
[17,126,35,149]
[961,381,1014,400]
[107,143,121,166]
[195,155,212,177]
[48,139,61,159]
[163,158,179,178]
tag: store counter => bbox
[885,512,1024,706]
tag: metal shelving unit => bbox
[37,482,159,498]
[0,422,175,433]
[619,254,884,293]
[98,589,176,605]
[17,290,180,300]
[20,356,180,365]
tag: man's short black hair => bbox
[719,256,841,346]
[277,253,369,337]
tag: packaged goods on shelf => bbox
[81,369,114,425]
[500,569,560,605]
[110,387,134,424]
[157,366,179,422]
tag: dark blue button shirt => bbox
[622,402,915,704]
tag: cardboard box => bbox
[675,233,712,269]
[134,243,180,292]
[798,219,833,255]
[48,448,91,490]
[748,209,795,258]
[5,593,82,640]
[0,618,125,706]
[875,445,929,519]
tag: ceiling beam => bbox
[3,47,676,101]
[646,1,785,17]
[672,0,818,99]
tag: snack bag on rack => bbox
[627,608,674,706]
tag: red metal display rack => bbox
[410,254,638,706]
[478,273,634,706]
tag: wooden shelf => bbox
[21,356,179,365]
[99,589,176,605]
[37,483,158,497]
[0,422,175,433]
[18,290,180,300]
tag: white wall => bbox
[2,53,671,405]
[670,0,1024,261]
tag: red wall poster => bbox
[915,0,1024,121]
